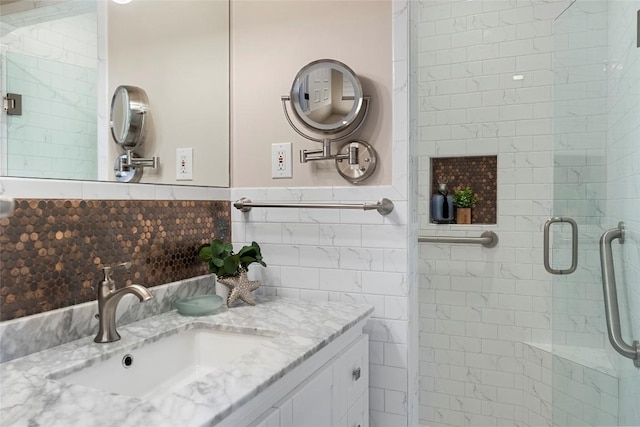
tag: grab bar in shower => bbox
[233,197,395,216]
[599,221,640,369]
[418,231,498,248]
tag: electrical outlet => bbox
[176,148,193,180]
[272,143,292,179]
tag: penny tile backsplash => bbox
[0,199,230,321]
[431,156,497,224]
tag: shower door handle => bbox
[600,222,640,368]
[543,217,578,275]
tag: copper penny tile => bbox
[0,199,230,321]
[431,156,498,224]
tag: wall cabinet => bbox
[238,333,369,427]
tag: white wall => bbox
[107,0,229,187]
[230,0,392,188]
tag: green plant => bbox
[198,239,266,278]
[453,186,477,208]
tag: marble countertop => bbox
[0,297,373,427]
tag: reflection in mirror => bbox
[0,1,99,181]
[111,87,130,145]
[290,59,363,134]
[0,0,229,186]
[109,85,148,150]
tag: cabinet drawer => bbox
[333,335,369,419]
[251,408,280,427]
[276,361,333,427]
[347,392,368,427]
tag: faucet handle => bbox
[102,262,132,282]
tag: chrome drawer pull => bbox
[352,367,361,381]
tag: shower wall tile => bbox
[415,0,567,425]
[418,0,640,425]
[524,343,622,427]
[606,0,640,424]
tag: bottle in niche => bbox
[431,182,454,224]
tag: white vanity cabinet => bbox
[271,335,369,427]
[233,332,369,427]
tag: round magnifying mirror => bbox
[290,59,364,134]
[110,85,149,150]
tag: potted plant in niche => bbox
[453,186,477,225]
[198,239,266,307]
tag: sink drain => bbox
[122,354,134,368]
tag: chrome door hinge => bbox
[3,93,22,115]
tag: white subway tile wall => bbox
[416,1,560,424]
[551,0,609,351]
[416,0,639,426]
[524,342,623,427]
[2,6,98,180]
[231,185,411,426]
[605,0,640,424]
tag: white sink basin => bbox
[56,328,276,399]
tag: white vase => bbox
[215,281,230,306]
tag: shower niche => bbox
[430,155,497,225]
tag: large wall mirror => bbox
[0,0,229,187]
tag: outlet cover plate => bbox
[272,143,292,179]
[176,148,193,181]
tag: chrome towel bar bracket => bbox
[233,197,394,216]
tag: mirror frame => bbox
[109,85,149,150]
[289,59,364,134]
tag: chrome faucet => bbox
[94,262,154,343]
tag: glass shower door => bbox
[551,1,640,425]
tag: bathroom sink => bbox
[55,327,275,399]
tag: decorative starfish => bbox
[218,268,261,307]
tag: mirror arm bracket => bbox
[122,150,158,169]
[301,139,333,163]
[291,97,371,166]
[281,96,323,143]
[114,151,159,183]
